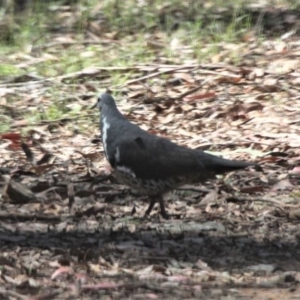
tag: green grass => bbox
[0,0,257,73]
[0,0,292,134]
[0,64,23,77]
[0,115,11,133]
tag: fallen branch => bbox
[0,212,64,222]
[120,64,197,86]
[173,77,212,101]
[31,39,120,51]
[0,288,28,300]
[231,196,288,210]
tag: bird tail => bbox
[199,151,258,174]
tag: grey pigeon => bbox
[96,93,258,218]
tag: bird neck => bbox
[102,105,126,121]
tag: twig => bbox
[31,40,120,51]
[0,80,50,88]
[120,64,197,86]
[0,288,28,299]
[0,167,14,175]
[173,77,212,101]
[233,196,288,210]
[0,213,64,222]
[177,185,210,193]
[11,114,95,128]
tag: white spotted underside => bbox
[116,165,136,178]
[113,166,185,196]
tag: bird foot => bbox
[145,195,170,219]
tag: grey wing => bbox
[114,135,208,180]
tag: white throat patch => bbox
[102,117,111,157]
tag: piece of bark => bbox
[6,179,38,203]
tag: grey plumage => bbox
[96,93,258,218]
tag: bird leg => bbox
[145,195,168,219]
[145,198,156,216]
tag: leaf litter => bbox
[1,2,300,300]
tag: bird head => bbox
[95,93,117,111]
